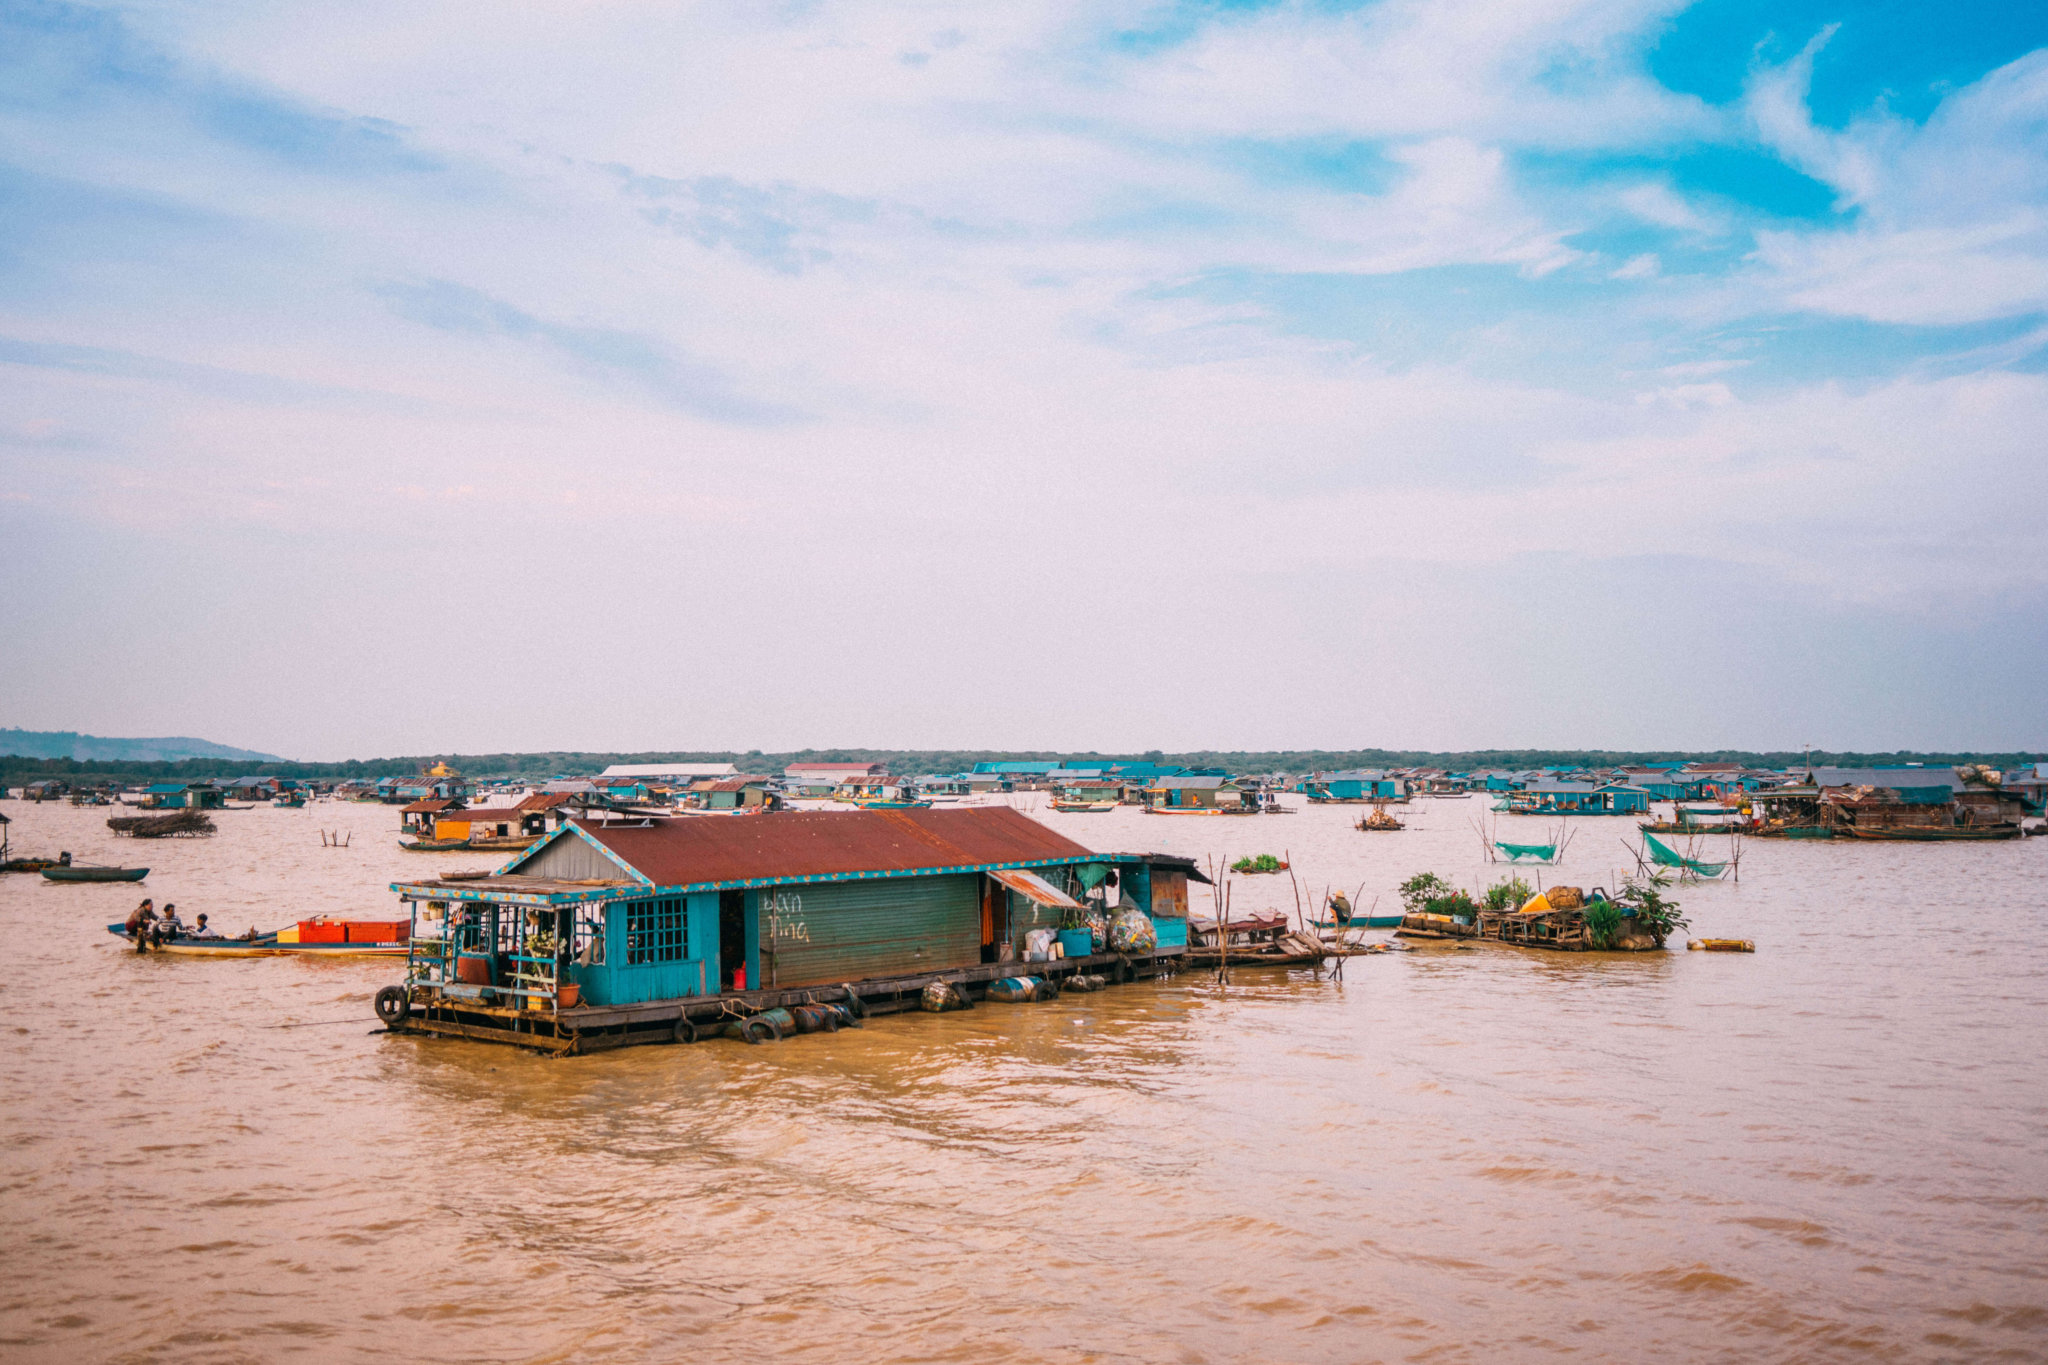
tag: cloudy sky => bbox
[2,0,2044,759]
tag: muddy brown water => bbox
[1,796,2043,1363]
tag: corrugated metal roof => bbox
[599,763,738,778]
[1151,775,1226,789]
[401,798,454,814]
[440,805,524,823]
[571,807,1093,888]
[1807,767,1960,791]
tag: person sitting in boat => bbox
[124,900,156,952]
[189,913,222,939]
[156,903,184,943]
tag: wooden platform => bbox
[385,948,1188,1054]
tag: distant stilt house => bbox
[382,807,1207,1052]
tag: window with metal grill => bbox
[625,897,686,965]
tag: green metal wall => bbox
[757,874,980,989]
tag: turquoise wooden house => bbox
[1301,770,1404,802]
[382,807,1204,1053]
[1507,782,1649,815]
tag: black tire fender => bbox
[373,986,411,1026]
[673,1018,700,1044]
[740,1016,782,1045]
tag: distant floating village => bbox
[17,755,2045,841]
[6,755,2040,1056]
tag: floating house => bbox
[1749,767,2026,840]
[1505,781,1649,816]
[1142,774,1251,812]
[697,777,775,810]
[1300,770,1405,802]
[401,798,456,834]
[380,807,1204,1052]
[784,762,885,796]
[138,782,226,810]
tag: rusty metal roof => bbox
[574,806,1094,888]
[439,805,524,822]
[400,799,454,814]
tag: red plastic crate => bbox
[296,920,346,943]
[345,920,408,943]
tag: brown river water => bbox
[1,795,2044,1364]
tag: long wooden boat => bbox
[1835,824,2022,842]
[1,858,60,874]
[399,837,473,851]
[853,799,932,810]
[1049,799,1117,813]
[106,919,413,956]
[45,865,149,882]
[1310,913,1404,930]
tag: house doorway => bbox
[719,890,747,989]
[980,876,1008,963]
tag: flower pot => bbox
[557,983,581,1009]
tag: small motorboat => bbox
[45,865,150,883]
[106,916,413,957]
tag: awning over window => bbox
[988,868,1084,910]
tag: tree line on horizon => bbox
[4,745,2044,787]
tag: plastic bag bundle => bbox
[1024,927,1059,962]
[1108,908,1156,953]
[1062,973,1108,993]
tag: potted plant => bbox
[1056,904,1095,959]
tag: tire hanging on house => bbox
[373,986,410,1026]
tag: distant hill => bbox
[0,729,282,764]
